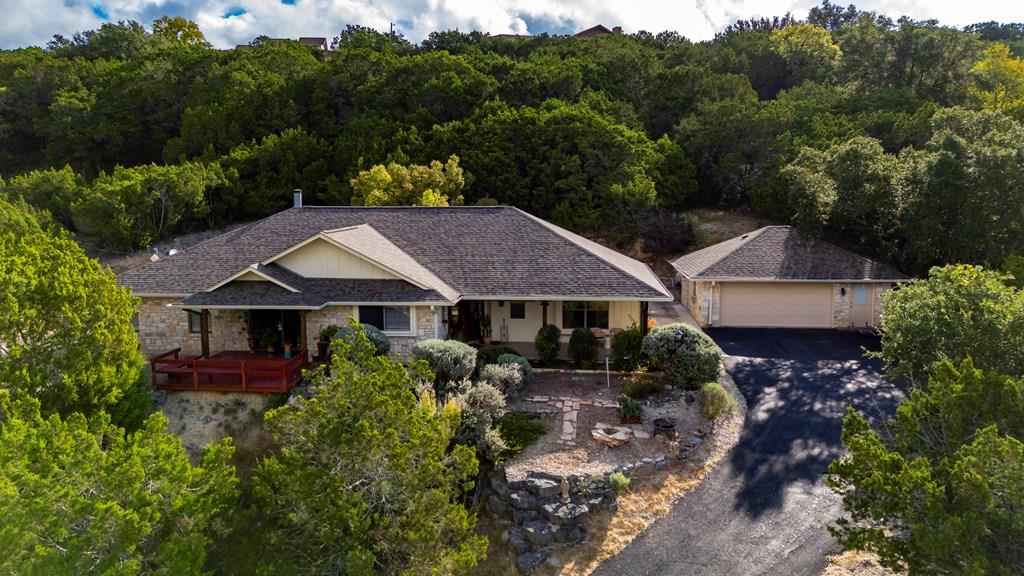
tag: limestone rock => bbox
[521,520,555,546]
[516,548,551,574]
[526,477,560,498]
[510,491,536,510]
[542,500,589,525]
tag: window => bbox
[510,302,526,319]
[853,285,869,306]
[359,305,412,332]
[187,311,203,334]
[562,301,609,330]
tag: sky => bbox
[0,0,1020,50]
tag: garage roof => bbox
[670,226,910,281]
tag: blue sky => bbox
[0,0,1020,50]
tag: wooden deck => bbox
[150,349,308,393]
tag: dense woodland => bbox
[0,4,1023,273]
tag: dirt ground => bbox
[691,208,773,247]
[89,222,250,274]
[506,371,706,480]
[822,550,900,576]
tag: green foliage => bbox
[622,371,662,398]
[611,325,647,371]
[969,43,1024,117]
[254,331,486,575]
[496,413,547,459]
[616,394,643,421]
[569,327,599,368]
[0,199,144,419]
[412,338,478,385]
[0,392,238,575]
[479,363,525,397]
[700,381,736,420]
[350,154,465,206]
[330,322,390,357]
[495,353,532,382]
[642,323,723,389]
[452,382,508,461]
[534,324,561,364]
[608,471,631,495]
[476,345,519,370]
[828,359,1024,575]
[877,264,1024,384]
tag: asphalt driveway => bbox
[594,328,903,576]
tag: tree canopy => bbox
[0,198,143,418]
[0,392,238,575]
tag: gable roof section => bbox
[119,206,673,301]
[670,226,910,282]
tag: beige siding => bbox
[486,299,643,343]
[276,238,399,279]
[718,282,833,328]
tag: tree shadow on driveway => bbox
[707,328,905,519]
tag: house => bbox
[298,37,328,51]
[119,195,671,392]
[670,226,910,329]
[574,25,622,38]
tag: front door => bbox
[850,284,873,327]
[450,300,483,342]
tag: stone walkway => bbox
[523,395,620,445]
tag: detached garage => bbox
[671,226,910,330]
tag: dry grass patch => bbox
[822,550,900,576]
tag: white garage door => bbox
[718,282,833,328]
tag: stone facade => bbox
[832,283,851,328]
[137,297,248,358]
[301,304,440,360]
[683,280,719,327]
[389,306,439,357]
[303,305,357,360]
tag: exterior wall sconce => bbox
[840,287,847,297]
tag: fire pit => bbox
[652,417,677,439]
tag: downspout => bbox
[708,281,716,327]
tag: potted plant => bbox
[317,324,339,361]
[480,315,492,345]
[617,394,643,424]
[283,342,292,359]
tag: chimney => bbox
[613,26,622,34]
[293,188,303,208]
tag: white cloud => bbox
[0,0,1021,50]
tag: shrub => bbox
[476,345,518,372]
[700,381,736,420]
[617,394,643,422]
[479,363,525,397]
[622,371,662,398]
[333,323,390,356]
[496,353,532,382]
[608,472,631,495]
[453,383,508,461]
[412,339,477,385]
[642,323,722,389]
[641,209,698,255]
[535,324,561,363]
[497,413,548,459]
[612,326,647,371]
[569,327,599,368]
[319,324,340,341]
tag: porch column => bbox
[640,302,650,335]
[199,309,211,358]
[299,311,308,361]
[541,301,549,326]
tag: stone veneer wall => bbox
[137,297,249,358]
[832,283,851,328]
[303,305,438,360]
[303,305,356,361]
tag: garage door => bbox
[718,282,833,328]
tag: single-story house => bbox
[118,196,672,392]
[670,226,910,329]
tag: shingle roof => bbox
[670,226,910,281]
[181,277,447,308]
[119,206,671,302]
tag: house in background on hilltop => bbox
[574,24,622,37]
[119,191,671,394]
[671,226,911,330]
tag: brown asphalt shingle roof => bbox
[119,206,671,303]
[670,226,910,281]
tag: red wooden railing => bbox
[150,348,307,393]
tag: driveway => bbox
[594,329,903,576]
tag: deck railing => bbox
[150,348,308,393]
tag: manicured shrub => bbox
[622,371,662,398]
[412,339,477,385]
[611,325,647,371]
[617,394,643,423]
[476,345,518,372]
[479,363,525,397]
[319,324,340,341]
[496,353,532,382]
[454,382,508,461]
[534,324,561,364]
[569,327,599,368]
[608,472,631,495]
[700,381,736,420]
[333,323,390,356]
[497,413,548,458]
[642,323,722,389]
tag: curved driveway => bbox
[594,329,903,576]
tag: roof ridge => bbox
[510,207,670,298]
